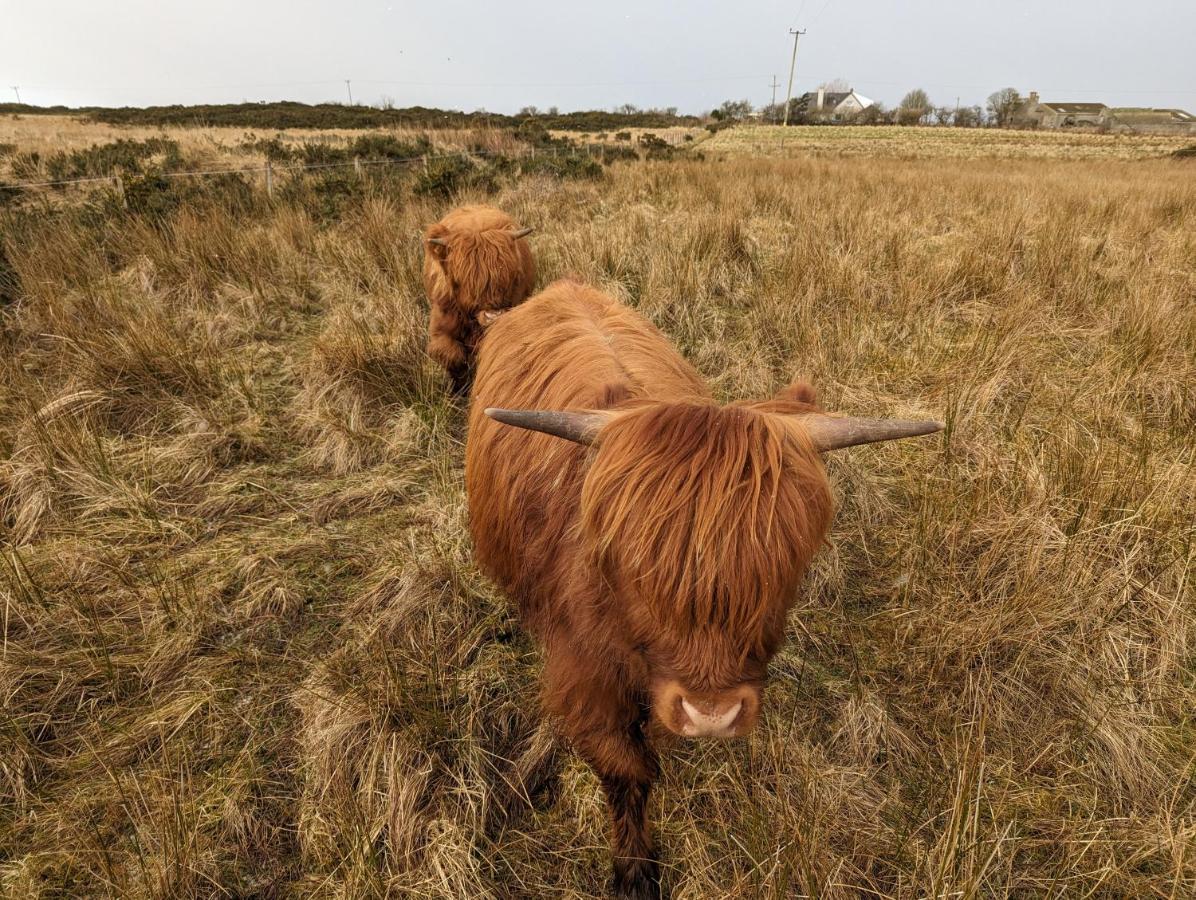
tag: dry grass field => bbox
[705,123,1195,160]
[1,122,1195,898]
[0,115,526,185]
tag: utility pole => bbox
[769,75,780,108]
[345,79,353,105]
[10,86,20,104]
[782,29,806,127]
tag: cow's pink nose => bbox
[654,681,760,738]
[679,697,743,737]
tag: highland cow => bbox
[423,204,536,394]
[466,280,942,898]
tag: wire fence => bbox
[0,143,640,194]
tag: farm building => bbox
[1021,91,1196,134]
[1021,93,1110,129]
[792,87,874,120]
[1108,107,1196,135]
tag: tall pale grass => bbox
[1,131,1194,897]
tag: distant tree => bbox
[713,99,754,121]
[379,95,396,111]
[615,103,640,115]
[759,102,785,124]
[855,102,889,125]
[518,105,540,117]
[819,77,851,92]
[954,105,983,128]
[547,105,559,116]
[933,105,954,126]
[898,89,931,125]
[987,88,1022,128]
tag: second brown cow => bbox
[423,204,536,394]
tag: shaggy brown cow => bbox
[465,280,941,898]
[423,204,536,394]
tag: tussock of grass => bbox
[1,125,1194,898]
[294,303,431,475]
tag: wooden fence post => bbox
[114,175,127,209]
[422,154,429,174]
[265,161,274,198]
[354,157,362,179]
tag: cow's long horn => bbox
[484,408,612,445]
[426,236,448,246]
[791,414,944,452]
[509,226,534,239]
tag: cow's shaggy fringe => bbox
[0,123,1194,898]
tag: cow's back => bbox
[464,280,708,629]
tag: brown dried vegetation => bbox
[1,126,1194,898]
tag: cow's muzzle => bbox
[655,681,760,739]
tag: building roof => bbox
[795,91,851,109]
[1110,107,1195,123]
[1039,102,1107,114]
[794,90,873,113]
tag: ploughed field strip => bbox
[0,124,1194,898]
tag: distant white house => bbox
[792,88,875,120]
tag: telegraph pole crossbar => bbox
[782,29,806,127]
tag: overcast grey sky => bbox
[3,1,1194,114]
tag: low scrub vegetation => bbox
[0,123,1193,898]
[0,101,699,133]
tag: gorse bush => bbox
[44,137,184,181]
[287,134,432,166]
[520,152,604,180]
[348,133,432,160]
[412,154,496,199]
[238,135,293,161]
[281,169,367,223]
[120,171,258,221]
[590,143,639,164]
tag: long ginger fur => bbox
[466,279,833,897]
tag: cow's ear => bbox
[425,225,450,261]
[775,379,819,409]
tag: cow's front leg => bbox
[599,765,659,899]
[544,647,661,898]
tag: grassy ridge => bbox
[0,101,698,132]
[1,129,1194,897]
